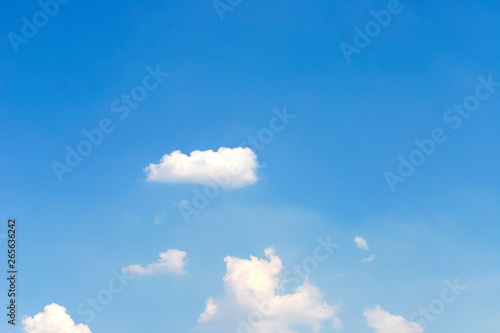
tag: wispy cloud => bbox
[122,249,187,276]
[354,236,369,250]
[364,304,423,333]
[361,254,376,263]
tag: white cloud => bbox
[22,303,91,333]
[354,236,369,250]
[122,249,187,275]
[144,147,259,189]
[361,254,376,263]
[364,305,423,333]
[198,247,340,333]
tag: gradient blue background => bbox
[1,0,500,332]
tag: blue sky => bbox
[1,0,500,332]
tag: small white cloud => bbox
[122,249,187,276]
[361,254,376,263]
[144,147,259,189]
[364,305,423,333]
[22,303,91,333]
[333,273,345,278]
[172,200,190,209]
[354,236,369,250]
[198,247,340,332]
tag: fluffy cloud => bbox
[354,236,369,250]
[22,303,91,333]
[122,249,187,275]
[144,147,259,189]
[364,305,423,333]
[198,247,340,332]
